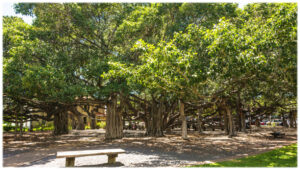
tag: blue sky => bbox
[1,2,248,25]
[2,2,34,24]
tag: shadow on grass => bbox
[192,143,297,167]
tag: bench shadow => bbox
[76,162,124,167]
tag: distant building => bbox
[76,105,106,126]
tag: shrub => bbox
[97,121,106,129]
[3,123,14,132]
[33,123,54,131]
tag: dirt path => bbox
[3,127,297,167]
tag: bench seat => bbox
[57,149,125,167]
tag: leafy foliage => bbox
[3,3,297,136]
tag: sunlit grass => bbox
[190,143,297,167]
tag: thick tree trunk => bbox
[40,121,44,131]
[162,111,169,131]
[19,106,24,136]
[240,111,246,132]
[144,96,150,134]
[146,100,164,137]
[14,112,19,138]
[69,107,85,130]
[289,110,297,128]
[119,95,127,130]
[222,109,229,135]
[294,111,297,128]
[218,110,224,130]
[71,116,77,130]
[29,118,33,132]
[236,108,246,132]
[144,101,150,133]
[283,117,288,127]
[236,113,241,132]
[90,113,97,129]
[152,102,164,136]
[236,92,246,132]
[255,119,260,127]
[225,106,236,137]
[20,119,23,136]
[179,100,188,139]
[248,116,252,133]
[105,94,123,140]
[292,111,296,128]
[197,109,203,133]
[53,111,69,135]
[123,118,126,129]
[145,114,152,134]
[76,114,85,130]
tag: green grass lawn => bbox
[190,143,297,167]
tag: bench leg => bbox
[66,157,75,167]
[107,154,118,164]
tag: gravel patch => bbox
[3,127,297,167]
[20,146,201,167]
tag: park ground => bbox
[3,126,297,167]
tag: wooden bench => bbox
[56,149,125,167]
[270,132,285,138]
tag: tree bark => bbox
[105,94,123,140]
[255,118,260,127]
[222,109,229,135]
[146,99,164,137]
[19,106,24,136]
[145,113,152,134]
[225,106,236,137]
[90,113,97,129]
[53,111,69,135]
[289,110,297,128]
[29,118,33,132]
[69,107,85,130]
[240,111,246,132]
[293,111,297,128]
[236,108,246,132]
[179,99,188,139]
[20,118,23,136]
[283,117,288,127]
[218,110,224,130]
[152,102,164,136]
[14,112,19,138]
[197,109,203,133]
[249,116,252,133]
[236,92,246,132]
[236,112,241,132]
[75,114,85,130]
[71,115,77,130]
